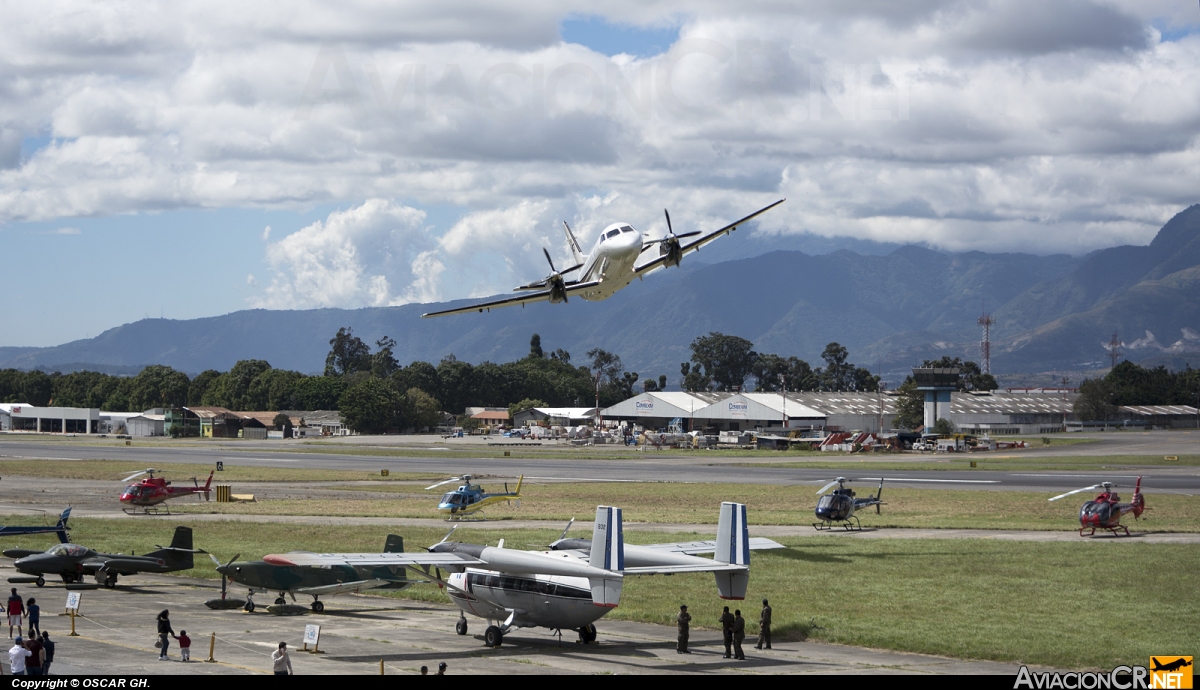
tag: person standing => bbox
[756,599,772,650]
[25,599,39,639]
[437,662,447,675]
[155,610,173,660]
[732,610,746,660]
[177,630,191,662]
[7,589,24,639]
[271,641,292,675]
[24,635,43,676]
[8,636,30,675]
[676,604,692,654]
[39,632,54,676]
[718,606,735,659]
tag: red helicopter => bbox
[120,468,214,515]
[1048,476,1145,536]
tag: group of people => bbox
[6,589,54,676]
[676,599,773,660]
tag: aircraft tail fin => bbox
[1131,475,1145,518]
[55,507,71,543]
[563,222,584,265]
[384,534,404,553]
[588,505,624,607]
[714,502,750,600]
[169,526,193,551]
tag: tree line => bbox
[675,334,880,393]
[1073,361,1200,421]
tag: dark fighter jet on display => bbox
[214,534,413,612]
[5,526,202,588]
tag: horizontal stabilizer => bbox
[624,563,748,575]
[643,537,783,555]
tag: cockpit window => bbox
[48,544,87,557]
[606,229,621,239]
[620,226,635,233]
[124,485,141,496]
[441,492,457,504]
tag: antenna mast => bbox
[978,308,995,375]
[1108,332,1121,370]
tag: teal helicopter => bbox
[425,475,524,520]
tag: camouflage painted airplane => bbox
[215,534,413,612]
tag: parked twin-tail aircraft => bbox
[264,502,783,646]
[421,200,785,317]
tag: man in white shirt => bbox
[9,636,31,675]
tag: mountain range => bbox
[3,205,1199,384]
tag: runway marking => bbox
[1010,474,1144,478]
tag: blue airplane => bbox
[0,508,71,546]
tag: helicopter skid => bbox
[123,505,171,516]
[813,516,862,531]
[1079,524,1130,537]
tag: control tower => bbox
[912,367,959,431]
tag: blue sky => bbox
[2,2,1197,348]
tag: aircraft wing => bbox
[421,281,601,318]
[633,199,786,276]
[264,552,485,568]
[639,537,786,555]
[624,563,748,576]
[291,579,393,596]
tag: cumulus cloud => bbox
[3,1,1200,306]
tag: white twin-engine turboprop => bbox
[421,199,785,318]
[263,502,782,647]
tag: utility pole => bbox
[779,373,787,430]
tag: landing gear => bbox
[243,601,255,613]
[577,623,597,644]
[813,516,862,531]
[35,577,44,588]
[484,625,503,648]
[455,618,468,636]
[104,573,118,589]
[311,600,324,613]
[274,596,286,605]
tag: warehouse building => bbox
[512,407,598,427]
[601,391,727,431]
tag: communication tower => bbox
[1108,332,1121,370]
[978,310,995,375]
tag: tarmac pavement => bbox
[0,568,1041,676]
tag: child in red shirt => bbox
[177,630,191,661]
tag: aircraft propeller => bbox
[514,248,583,303]
[210,553,240,600]
[1048,482,1113,502]
[641,209,700,267]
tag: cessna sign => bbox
[728,401,748,417]
[635,399,655,416]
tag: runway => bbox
[1,433,1198,493]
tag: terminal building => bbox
[0,404,100,433]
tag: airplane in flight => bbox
[263,502,783,647]
[422,199,785,317]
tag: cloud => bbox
[2,0,1200,301]
[254,199,430,308]
[246,274,256,285]
[38,226,80,235]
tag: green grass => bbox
[170,484,1200,532]
[2,517,1193,669]
[746,453,1200,471]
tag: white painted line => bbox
[854,478,1000,484]
[1010,474,1143,478]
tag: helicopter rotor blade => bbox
[1048,484,1105,502]
[816,480,841,495]
[121,470,148,483]
[425,477,464,491]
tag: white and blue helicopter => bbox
[422,199,785,317]
[425,475,524,520]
